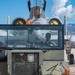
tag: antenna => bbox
[36,0,37,6]
[42,0,46,11]
[28,0,31,12]
[64,16,67,35]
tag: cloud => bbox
[51,0,75,20]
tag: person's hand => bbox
[50,43,54,46]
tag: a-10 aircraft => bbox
[0,0,71,75]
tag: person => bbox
[34,7,40,18]
[43,33,56,46]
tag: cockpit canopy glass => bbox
[0,25,64,50]
[30,6,45,18]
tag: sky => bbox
[0,0,75,24]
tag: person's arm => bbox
[50,42,56,46]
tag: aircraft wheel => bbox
[69,54,74,64]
